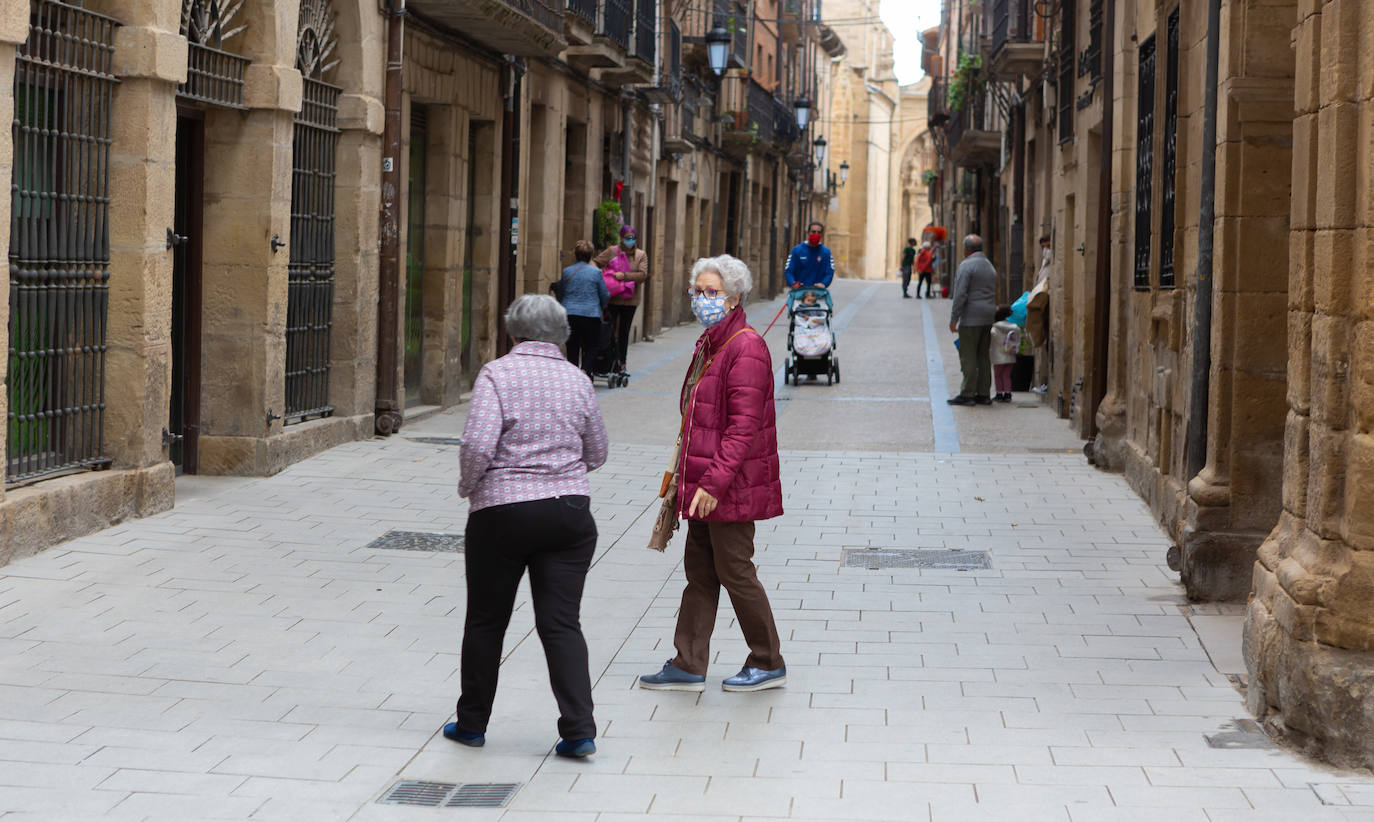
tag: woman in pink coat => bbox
[639,255,787,693]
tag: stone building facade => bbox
[930,0,1374,768]
[1,0,828,561]
[822,0,898,281]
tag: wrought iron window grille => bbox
[284,0,340,424]
[1056,0,1075,143]
[1158,8,1179,290]
[177,0,250,109]
[1133,34,1156,290]
[8,0,120,485]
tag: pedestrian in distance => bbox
[947,234,999,406]
[594,225,649,375]
[991,305,1022,403]
[640,255,787,694]
[559,240,610,378]
[900,237,918,298]
[785,223,834,379]
[916,240,936,298]
[785,221,835,290]
[448,294,609,759]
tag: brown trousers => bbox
[672,520,784,675]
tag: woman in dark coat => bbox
[639,255,786,693]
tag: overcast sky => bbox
[880,0,942,84]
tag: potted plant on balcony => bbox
[947,52,983,113]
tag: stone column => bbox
[195,58,302,474]
[330,91,383,420]
[1244,0,1374,768]
[1181,1,1296,600]
[97,7,184,478]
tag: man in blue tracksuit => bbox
[785,221,835,290]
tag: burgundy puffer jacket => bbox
[676,306,784,522]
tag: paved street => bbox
[2,278,1372,821]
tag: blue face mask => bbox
[623,237,636,249]
[691,295,729,327]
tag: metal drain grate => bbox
[378,780,456,807]
[366,530,466,553]
[406,436,464,446]
[841,548,992,570]
[378,780,520,808]
[446,783,521,808]
[1204,719,1274,749]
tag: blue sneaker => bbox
[638,660,706,692]
[442,722,485,747]
[721,665,787,692]
[554,737,596,758]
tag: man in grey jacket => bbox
[947,235,998,406]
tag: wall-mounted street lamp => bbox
[813,136,826,168]
[793,96,811,130]
[839,160,850,185]
[706,26,731,76]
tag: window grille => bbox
[1159,8,1179,289]
[177,0,250,109]
[8,0,119,484]
[1133,34,1156,290]
[285,0,340,423]
[1057,0,1075,143]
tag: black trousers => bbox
[458,496,597,740]
[917,271,933,297]
[566,314,601,376]
[608,303,637,370]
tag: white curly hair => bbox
[688,255,753,300]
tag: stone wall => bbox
[1244,0,1374,769]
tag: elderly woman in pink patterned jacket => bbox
[444,294,608,760]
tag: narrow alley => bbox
[0,281,1369,821]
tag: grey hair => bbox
[963,234,984,253]
[689,254,753,300]
[505,294,570,344]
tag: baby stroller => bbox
[783,287,839,386]
[590,313,630,389]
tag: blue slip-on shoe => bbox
[442,722,485,747]
[721,665,787,692]
[638,660,706,692]
[554,738,596,758]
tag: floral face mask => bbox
[691,294,729,327]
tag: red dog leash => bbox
[761,301,788,336]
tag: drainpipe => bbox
[622,95,633,204]
[374,0,405,436]
[1088,0,1115,439]
[497,60,523,353]
[1186,0,1222,478]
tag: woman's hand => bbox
[688,487,718,518]
[613,272,627,281]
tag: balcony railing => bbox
[947,89,1000,167]
[633,0,655,63]
[667,19,681,97]
[508,0,564,34]
[928,78,949,127]
[730,2,748,67]
[567,0,596,25]
[989,0,1025,54]
[985,0,1045,79]
[601,0,630,49]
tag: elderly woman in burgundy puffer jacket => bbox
[639,255,787,693]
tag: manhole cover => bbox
[367,530,465,553]
[406,436,464,446]
[1310,782,1374,807]
[840,548,991,570]
[1204,719,1274,749]
[378,781,520,808]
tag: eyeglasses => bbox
[687,287,723,298]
